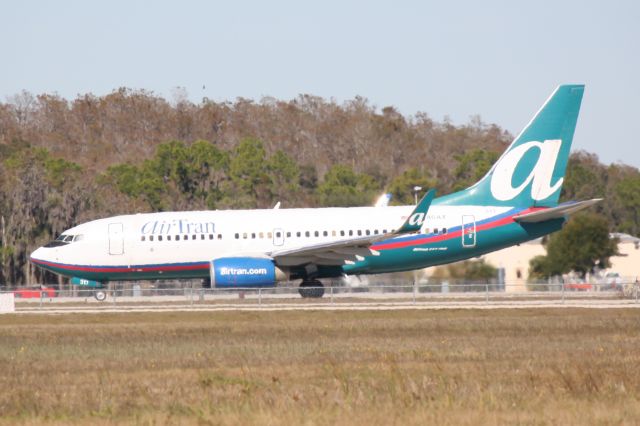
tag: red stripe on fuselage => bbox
[372,207,543,251]
[31,258,209,274]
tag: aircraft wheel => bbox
[298,280,325,298]
[94,290,107,302]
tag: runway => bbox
[10,298,640,314]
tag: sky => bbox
[1,0,639,167]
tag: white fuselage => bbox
[31,204,512,274]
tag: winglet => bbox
[395,189,436,234]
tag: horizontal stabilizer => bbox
[513,199,602,223]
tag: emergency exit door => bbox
[462,215,476,248]
[273,228,284,246]
[108,223,124,255]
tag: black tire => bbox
[94,290,107,302]
[298,280,325,298]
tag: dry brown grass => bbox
[1,309,639,425]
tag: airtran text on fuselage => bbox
[141,219,215,235]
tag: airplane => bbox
[30,84,600,300]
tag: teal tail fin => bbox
[437,84,584,207]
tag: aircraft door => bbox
[462,215,476,248]
[108,223,124,255]
[273,228,285,246]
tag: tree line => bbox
[0,89,638,284]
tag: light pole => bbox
[413,186,422,205]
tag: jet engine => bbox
[210,257,287,288]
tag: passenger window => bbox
[167,235,172,241]
[314,231,319,237]
[243,233,248,239]
[268,232,273,238]
[383,229,388,234]
[365,230,370,236]
[260,232,264,239]
[217,234,222,240]
[442,228,447,234]
[349,230,353,236]
[332,230,336,237]
[252,233,256,239]
[323,231,328,237]
[158,235,163,241]
[340,230,345,237]
[209,234,214,240]
[201,234,205,240]
[357,230,362,236]
[235,233,239,239]
[296,231,301,237]
[286,232,291,238]
[150,236,154,241]
[305,231,310,237]
[141,236,146,241]
[192,235,197,240]
[276,232,281,238]
[374,229,379,235]
[175,235,180,241]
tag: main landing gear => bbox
[298,279,325,298]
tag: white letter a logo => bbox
[490,139,563,202]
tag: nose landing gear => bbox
[94,290,107,302]
[298,279,325,298]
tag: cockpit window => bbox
[44,233,82,248]
[44,240,69,248]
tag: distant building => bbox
[607,233,640,280]
[481,239,546,291]
[425,233,640,292]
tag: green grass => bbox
[1,309,639,425]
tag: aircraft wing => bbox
[513,199,602,223]
[269,235,385,266]
[269,189,436,267]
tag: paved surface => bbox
[8,298,640,314]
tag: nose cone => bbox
[31,246,63,277]
[30,247,51,267]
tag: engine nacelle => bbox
[210,257,286,288]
